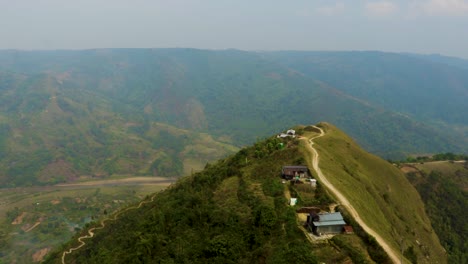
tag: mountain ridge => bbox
[44,123,446,263]
[0,49,466,187]
[306,123,446,263]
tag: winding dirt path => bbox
[61,193,158,264]
[304,126,401,264]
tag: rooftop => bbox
[282,165,308,170]
[343,225,354,233]
[313,220,346,226]
[312,212,346,226]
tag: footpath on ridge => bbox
[303,126,401,264]
[61,193,158,264]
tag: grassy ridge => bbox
[44,130,389,263]
[305,123,446,263]
[43,124,447,263]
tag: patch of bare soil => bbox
[400,165,419,173]
[32,247,51,262]
[124,122,141,127]
[11,212,27,225]
[329,203,338,212]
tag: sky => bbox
[1,0,468,59]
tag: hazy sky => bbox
[1,0,468,58]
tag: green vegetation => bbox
[0,183,167,263]
[268,51,468,127]
[338,207,392,264]
[0,49,466,188]
[304,123,446,263]
[0,81,238,187]
[400,153,468,163]
[0,49,464,261]
[45,135,320,263]
[43,125,439,263]
[402,161,468,263]
[331,235,372,264]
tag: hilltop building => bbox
[308,212,346,235]
[277,129,296,138]
[281,165,308,180]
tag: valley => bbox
[0,177,175,263]
[0,50,466,190]
[0,49,466,263]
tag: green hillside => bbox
[44,123,446,263]
[267,51,468,127]
[0,182,171,263]
[0,71,238,187]
[305,123,446,263]
[401,161,468,263]
[0,49,466,187]
[45,131,321,263]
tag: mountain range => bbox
[0,49,467,187]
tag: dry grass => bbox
[300,123,446,264]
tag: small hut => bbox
[282,165,308,180]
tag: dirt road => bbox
[304,126,401,264]
[55,176,175,187]
[61,192,158,264]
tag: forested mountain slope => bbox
[0,49,466,187]
[45,124,446,263]
[266,51,468,126]
[401,161,468,263]
[0,69,238,187]
[45,133,321,263]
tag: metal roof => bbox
[313,220,346,226]
[312,212,346,226]
[319,212,344,221]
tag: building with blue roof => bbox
[308,212,346,235]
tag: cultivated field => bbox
[0,177,175,263]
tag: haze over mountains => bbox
[0,49,467,187]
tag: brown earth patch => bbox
[12,212,27,225]
[32,247,51,262]
[51,200,61,205]
[400,165,419,174]
[21,223,31,231]
[124,122,141,127]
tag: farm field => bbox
[0,177,175,263]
